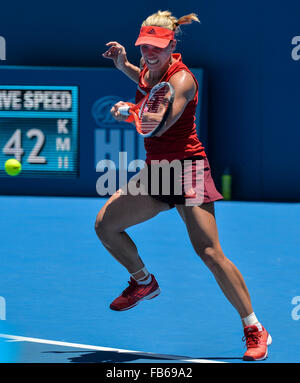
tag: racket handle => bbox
[118,105,130,116]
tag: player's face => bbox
[140,42,175,70]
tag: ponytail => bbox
[142,10,200,34]
[176,13,200,28]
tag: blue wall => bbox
[0,0,299,201]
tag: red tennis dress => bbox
[136,53,223,206]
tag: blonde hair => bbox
[142,10,200,34]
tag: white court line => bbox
[0,333,225,363]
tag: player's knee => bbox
[95,209,120,241]
[198,245,225,270]
[95,212,111,240]
[94,216,103,237]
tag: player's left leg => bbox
[176,202,253,317]
[176,202,271,360]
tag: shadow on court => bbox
[44,350,243,363]
[10,340,242,363]
[45,350,180,363]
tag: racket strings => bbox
[141,87,171,134]
[147,90,168,112]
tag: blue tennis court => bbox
[0,195,299,363]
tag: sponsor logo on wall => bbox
[92,95,146,170]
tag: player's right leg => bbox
[95,184,170,275]
[95,175,171,310]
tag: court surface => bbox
[0,196,299,363]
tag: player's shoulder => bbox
[169,69,194,83]
[168,70,197,98]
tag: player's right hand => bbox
[110,101,130,121]
[102,42,128,70]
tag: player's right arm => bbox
[102,41,141,84]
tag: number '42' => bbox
[3,129,46,163]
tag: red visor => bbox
[135,26,175,48]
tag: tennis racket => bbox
[118,81,174,138]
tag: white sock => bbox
[131,267,151,285]
[242,312,262,330]
[136,274,152,285]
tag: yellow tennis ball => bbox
[5,159,22,176]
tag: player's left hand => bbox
[110,101,130,121]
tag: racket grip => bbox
[118,105,130,116]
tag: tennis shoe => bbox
[243,325,272,361]
[110,274,160,311]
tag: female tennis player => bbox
[97,10,271,361]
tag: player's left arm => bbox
[154,70,197,137]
